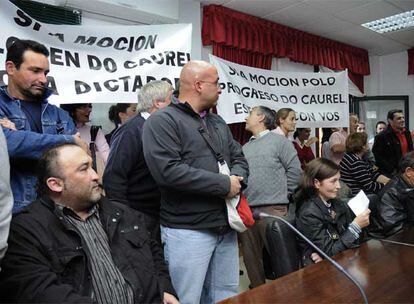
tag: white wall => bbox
[365,51,414,129]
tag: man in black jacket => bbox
[0,143,178,304]
[142,61,249,304]
[103,80,172,243]
[373,109,413,177]
[374,151,414,237]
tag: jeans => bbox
[161,226,239,304]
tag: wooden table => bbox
[221,231,414,303]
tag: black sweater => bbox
[103,114,160,216]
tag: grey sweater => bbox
[243,132,302,206]
[0,128,13,263]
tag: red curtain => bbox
[213,44,273,144]
[202,4,369,92]
[409,48,414,75]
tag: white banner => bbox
[0,1,192,104]
[210,55,349,128]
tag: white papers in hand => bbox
[347,190,369,216]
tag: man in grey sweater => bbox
[0,127,13,264]
[240,106,301,288]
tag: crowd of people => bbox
[0,39,413,304]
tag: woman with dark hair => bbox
[106,103,137,145]
[273,108,296,137]
[340,132,389,196]
[292,128,316,170]
[60,103,110,164]
[295,158,370,266]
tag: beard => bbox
[18,83,46,101]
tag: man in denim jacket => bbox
[0,39,87,213]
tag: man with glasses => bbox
[142,60,249,304]
[373,109,413,177]
[0,39,87,213]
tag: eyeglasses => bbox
[198,79,220,88]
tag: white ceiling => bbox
[198,0,414,56]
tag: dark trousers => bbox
[142,212,161,245]
[239,204,288,288]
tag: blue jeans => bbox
[161,226,239,304]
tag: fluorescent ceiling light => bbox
[362,10,414,33]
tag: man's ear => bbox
[5,61,16,75]
[46,177,64,193]
[258,113,265,123]
[405,167,414,178]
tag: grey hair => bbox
[137,80,173,113]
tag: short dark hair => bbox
[387,109,403,121]
[399,151,414,174]
[108,103,132,126]
[376,121,386,128]
[6,39,49,69]
[293,128,311,139]
[254,106,276,130]
[60,103,92,120]
[36,143,79,196]
[346,132,367,154]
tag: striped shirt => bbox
[58,204,134,304]
[339,153,382,196]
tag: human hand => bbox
[72,132,90,154]
[163,292,179,304]
[305,136,318,147]
[0,118,16,130]
[353,209,371,229]
[226,175,243,198]
[377,175,390,185]
[311,252,323,263]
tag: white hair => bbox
[136,80,173,113]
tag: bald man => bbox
[143,61,249,303]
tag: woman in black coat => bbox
[295,158,371,266]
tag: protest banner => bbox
[0,1,192,104]
[210,55,349,128]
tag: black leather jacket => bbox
[372,125,413,177]
[0,196,176,303]
[296,196,359,265]
[374,176,414,237]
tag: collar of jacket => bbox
[385,124,407,136]
[0,85,54,104]
[311,196,348,221]
[39,196,124,239]
[171,96,211,119]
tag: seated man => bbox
[374,151,414,237]
[0,143,178,304]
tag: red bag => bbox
[237,194,255,228]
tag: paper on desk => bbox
[347,190,369,216]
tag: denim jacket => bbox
[0,86,76,213]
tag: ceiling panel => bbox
[305,0,376,14]
[384,28,414,47]
[263,2,325,28]
[294,14,355,35]
[385,0,414,11]
[226,0,303,17]
[334,1,403,25]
